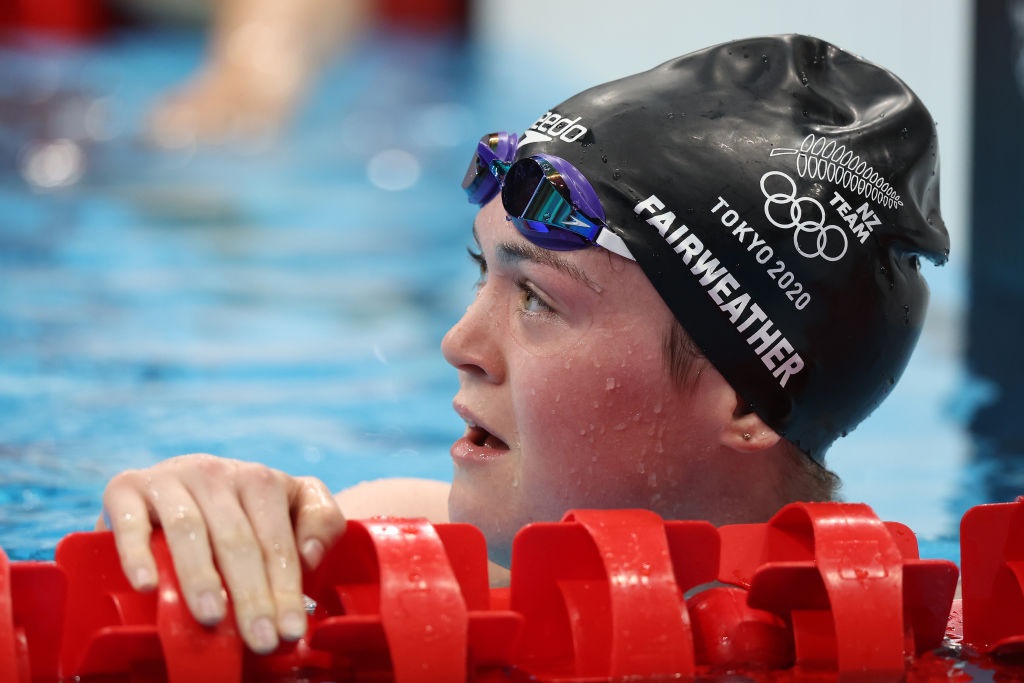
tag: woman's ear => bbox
[720,393,782,453]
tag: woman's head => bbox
[442,198,802,565]
[462,34,949,462]
[446,34,945,561]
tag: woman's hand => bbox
[98,453,346,654]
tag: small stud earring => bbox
[742,432,752,441]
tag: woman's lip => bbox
[450,401,510,463]
[451,401,504,442]
[450,434,510,463]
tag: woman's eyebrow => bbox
[496,240,600,291]
[471,222,601,292]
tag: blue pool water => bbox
[0,28,499,558]
[0,26,993,566]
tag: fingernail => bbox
[251,617,278,653]
[301,538,325,568]
[133,567,155,590]
[280,610,306,641]
[196,591,223,625]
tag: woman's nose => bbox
[441,291,505,384]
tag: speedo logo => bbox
[520,110,589,146]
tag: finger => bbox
[290,476,347,570]
[189,466,279,654]
[102,471,159,591]
[147,478,228,628]
[238,468,307,642]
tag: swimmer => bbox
[99,35,949,654]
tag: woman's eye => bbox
[518,281,554,314]
[468,246,554,315]
[467,247,487,288]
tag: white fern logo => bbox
[770,134,903,210]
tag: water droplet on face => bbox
[612,168,622,180]
[606,377,616,390]
[799,71,809,85]
[601,154,608,163]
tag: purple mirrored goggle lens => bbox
[499,156,599,251]
[461,132,518,205]
[462,131,634,261]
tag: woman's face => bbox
[441,198,732,565]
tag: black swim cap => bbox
[515,35,949,462]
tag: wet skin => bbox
[442,197,732,566]
[99,197,779,653]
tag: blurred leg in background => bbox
[144,0,375,147]
[1,0,469,147]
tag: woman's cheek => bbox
[508,311,592,359]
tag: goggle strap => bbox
[595,230,634,261]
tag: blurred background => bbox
[0,0,1011,564]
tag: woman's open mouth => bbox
[451,419,510,463]
[467,424,509,450]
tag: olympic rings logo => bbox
[760,171,848,262]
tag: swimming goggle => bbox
[462,132,634,260]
